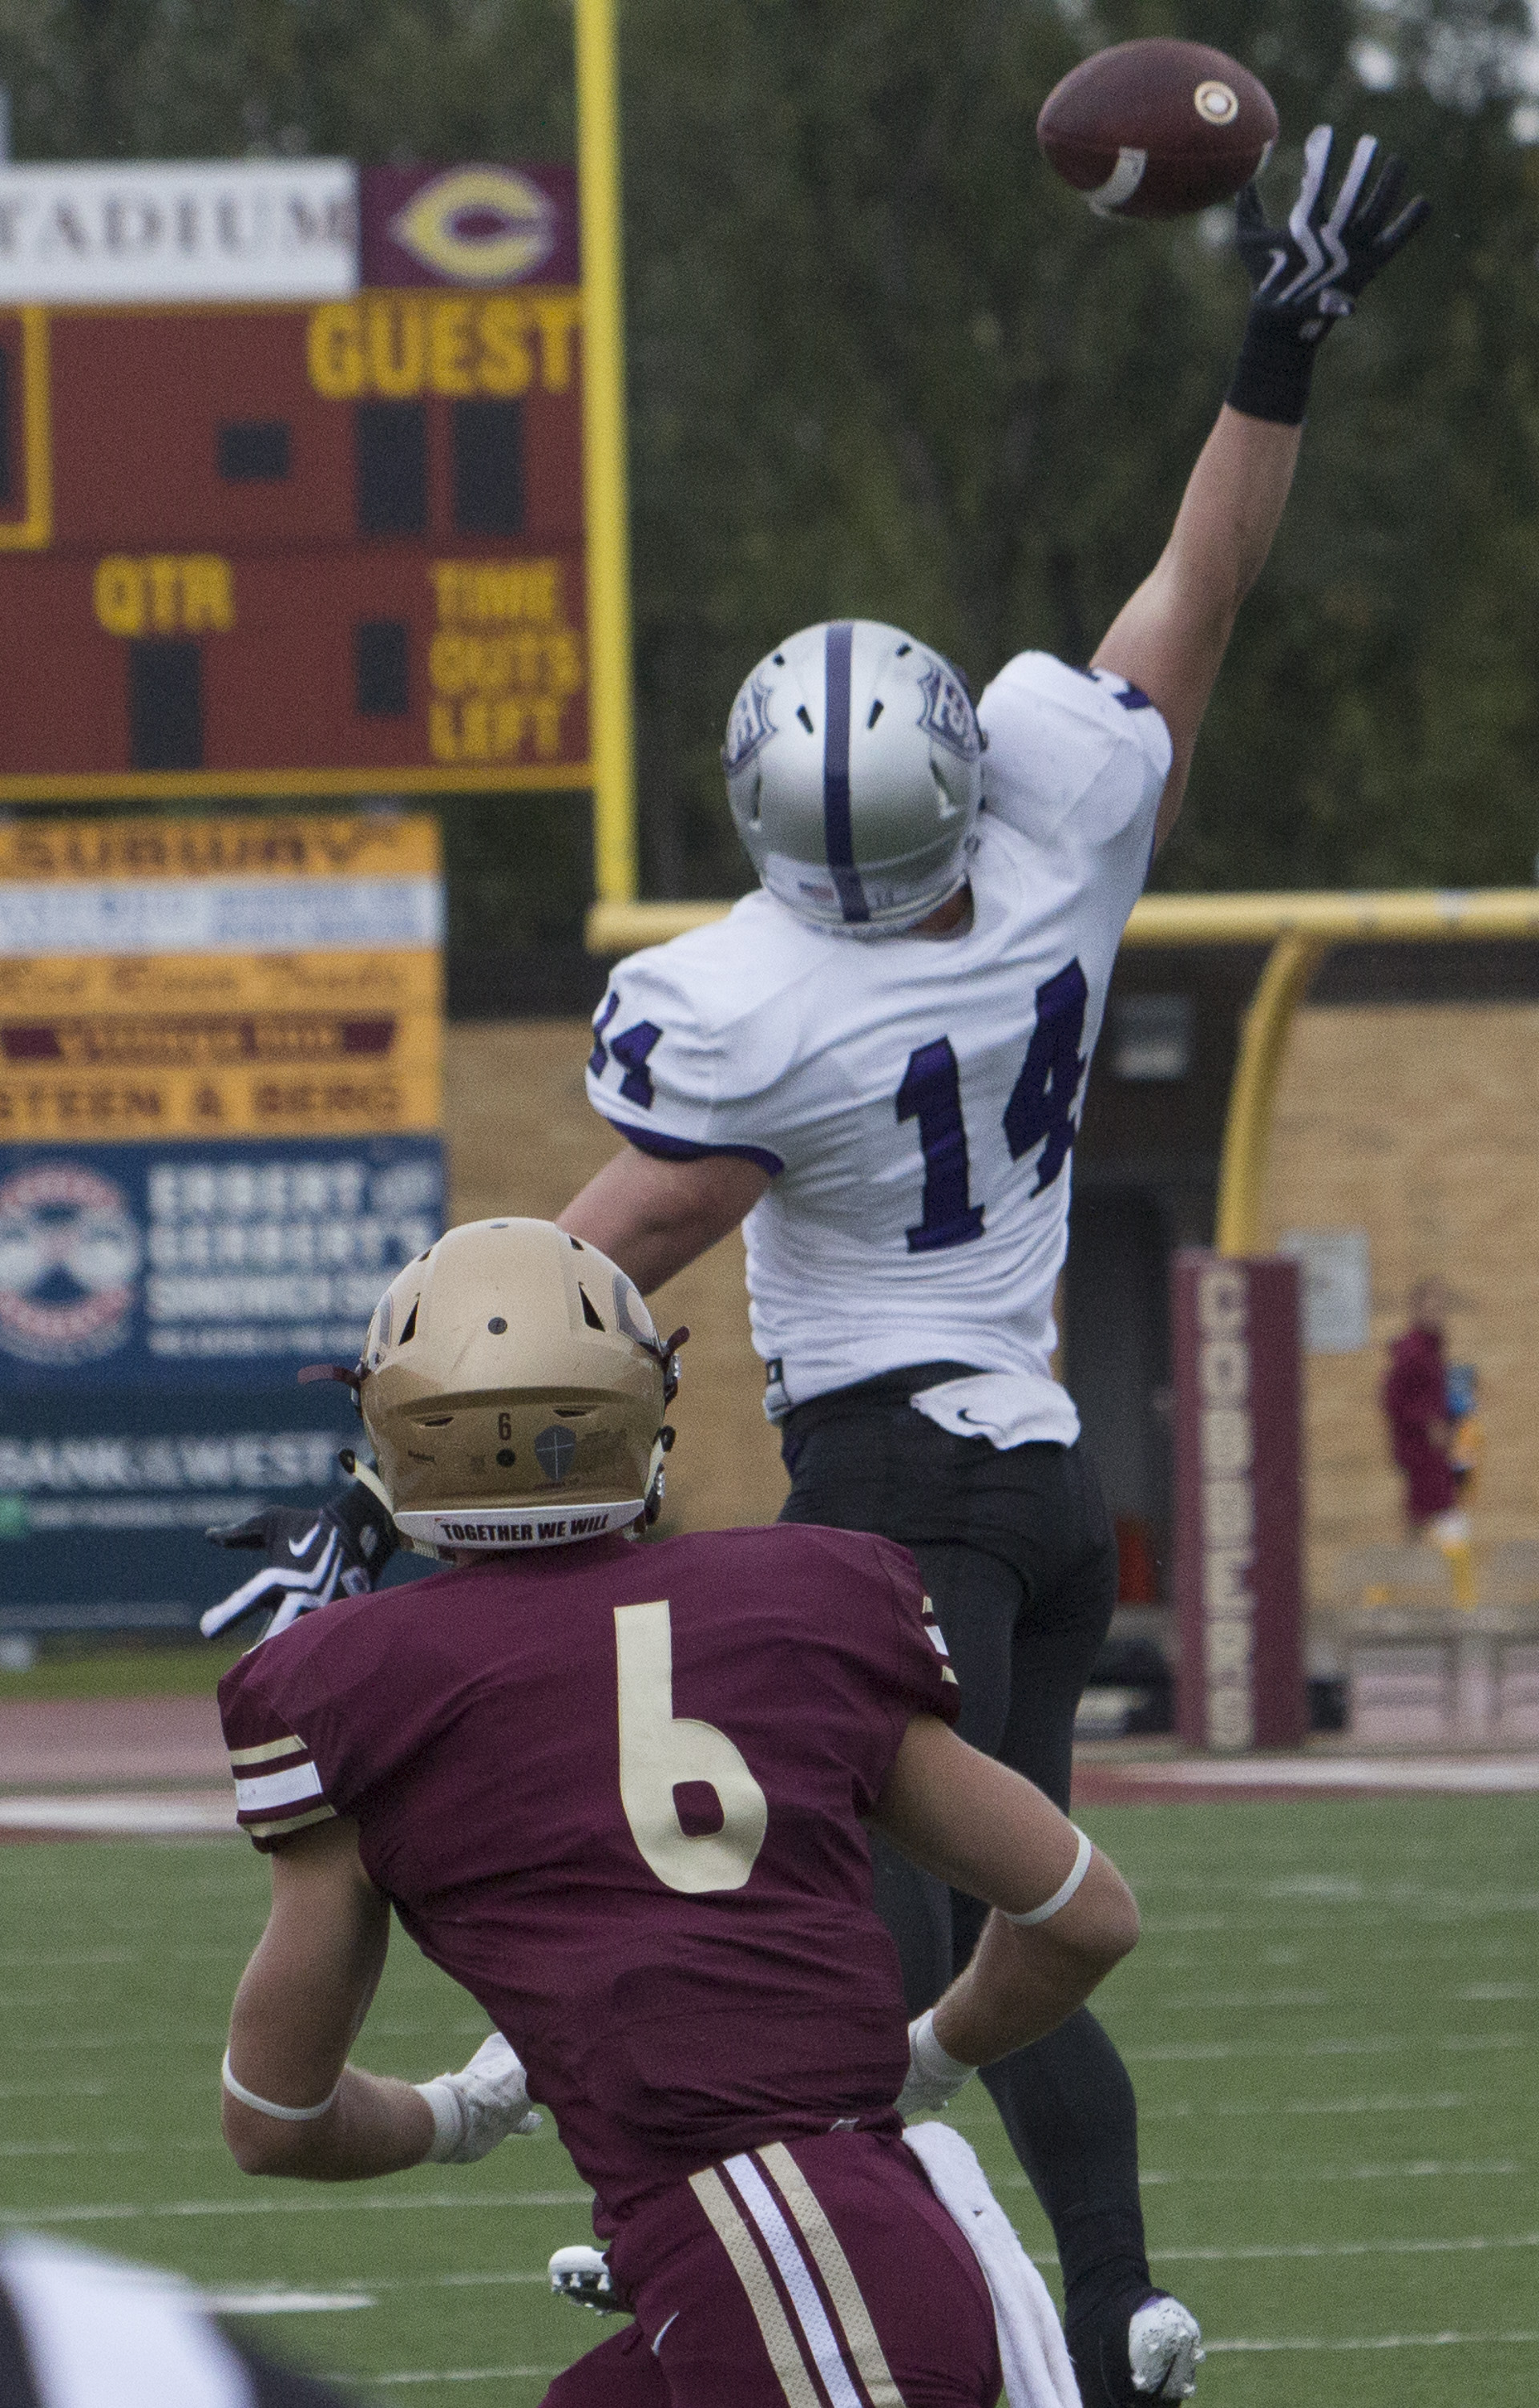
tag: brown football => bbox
[1037,38,1278,220]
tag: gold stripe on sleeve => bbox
[243,1803,337,1841]
[228,1735,307,1768]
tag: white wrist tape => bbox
[1004,1826,1094,1927]
[415,2075,467,2161]
[910,2007,976,2089]
[221,2050,341,2122]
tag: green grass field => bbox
[2,1795,1535,2404]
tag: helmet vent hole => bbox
[866,699,884,729]
[418,1415,452,1427]
[579,1286,605,1331]
[796,705,814,733]
[773,651,785,666]
[568,1236,584,1250]
[398,1300,418,1344]
[895,643,911,656]
[487,1316,508,1334]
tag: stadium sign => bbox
[0,161,358,305]
[0,813,442,1632]
[1171,1251,1306,1752]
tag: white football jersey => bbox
[584,651,1171,1437]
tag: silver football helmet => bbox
[722,619,984,935]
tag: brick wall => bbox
[1265,1003,1539,1600]
[445,1020,790,1536]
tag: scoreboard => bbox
[0,257,592,797]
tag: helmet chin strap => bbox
[643,1424,677,1524]
[339,1448,442,1558]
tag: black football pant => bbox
[778,1367,1153,2363]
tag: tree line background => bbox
[2,0,1537,938]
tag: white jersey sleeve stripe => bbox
[233,1761,323,1814]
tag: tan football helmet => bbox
[354,1218,682,1553]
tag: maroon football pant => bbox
[541,2129,1001,2408]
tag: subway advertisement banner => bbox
[0,813,443,1630]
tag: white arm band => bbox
[909,2006,975,2089]
[414,2075,467,2160]
[222,2049,341,2122]
[1003,1826,1093,1927]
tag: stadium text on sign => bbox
[0,159,593,799]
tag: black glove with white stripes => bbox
[201,1472,398,1641]
[1227,125,1429,426]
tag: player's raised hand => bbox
[1226,125,1428,427]
[1237,125,1429,339]
[201,1477,398,1641]
[416,2032,542,2161]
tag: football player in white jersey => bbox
[559,135,1428,2408]
[204,131,1427,2408]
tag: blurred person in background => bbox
[1382,1277,1476,1604]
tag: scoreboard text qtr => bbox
[0,292,591,797]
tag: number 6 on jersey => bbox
[614,1601,769,1894]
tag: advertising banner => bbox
[0,161,358,305]
[1172,1251,1307,1752]
[0,813,442,1631]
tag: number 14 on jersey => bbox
[897,960,1088,1254]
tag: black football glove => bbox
[1227,125,1429,425]
[201,1471,398,1641]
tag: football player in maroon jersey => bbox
[215,1219,1139,2408]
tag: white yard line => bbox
[1145,2093,1472,2120]
[18,2190,592,2225]
[1006,2158,1520,2190]
[0,1950,137,1968]
[1150,2233,1539,2265]
[0,1795,236,1836]
[369,2374,559,2389]
[1098,1755,1539,1792]
[0,2082,109,2099]
[1206,2330,1539,2354]
[1121,2031,1528,2062]
[205,2291,374,2315]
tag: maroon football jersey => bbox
[218,1522,959,2221]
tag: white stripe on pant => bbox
[689,2147,900,2408]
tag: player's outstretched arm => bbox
[1093,127,1428,851]
[559,1142,771,1294]
[222,1818,539,2180]
[870,1714,1139,2080]
[1092,406,1300,851]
